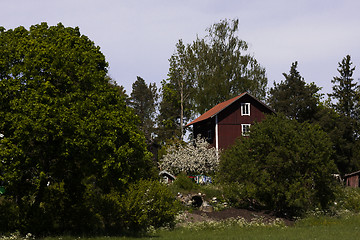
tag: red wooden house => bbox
[186,92,274,150]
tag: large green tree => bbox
[159,19,267,141]
[191,19,267,114]
[268,61,321,123]
[219,114,337,217]
[0,23,154,234]
[129,76,158,144]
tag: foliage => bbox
[176,214,285,231]
[219,114,338,217]
[164,40,195,139]
[0,180,180,237]
[191,18,267,114]
[325,55,360,174]
[170,173,198,192]
[129,76,158,144]
[268,59,360,175]
[157,80,184,142]
[0,23,154,234]
[120,179,181,232]
[314,105,360,174]
[268,61,321,123]
[0,197,20,234]
[159,136,218,175]
[25,214,360,239]
[158,74,192,142]
[221,182,254,209]
[333,187,360,213]
[158,19,267,141]
[329,55,359,119]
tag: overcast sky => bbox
[2,0,360,96]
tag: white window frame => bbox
[241,124,251,136]
[241,103,250,116]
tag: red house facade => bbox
[186,92,274,150]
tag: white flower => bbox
[159,136,219,175]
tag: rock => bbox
[200,201,214,212]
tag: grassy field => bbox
[39,214,360,240]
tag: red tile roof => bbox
[186,92,247,127]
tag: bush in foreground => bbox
[121,179,181,232]
[219,114,338,217]
[85,179,180,235]
[333,187,360,213]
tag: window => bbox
[241,103,250,116]
[241,124,251,136]
[207,129,212,141]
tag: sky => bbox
[2,0,360,96]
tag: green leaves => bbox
[159,19,267,141]
[219,114,337,216]
[329,55,358,119]
[0,23,154,234]
[268,61,321,123]
[129,76,158,144]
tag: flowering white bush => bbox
[175,212,285,231]
[159,136,219,175]
[0,232,34,240]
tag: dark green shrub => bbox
[334,187,360,212]
[219,114,338,217]
[222,183,257,208]
[84,188,124,234]
[0,197,20,234]
[171,173,197,192]
[121,179,181,232]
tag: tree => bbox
[191,19,267,114]
[324,55,360,174]
[0,23,154,234]
[329,55,359,119]
[107,75,129,101]
[157,79,184,142]
[129,76,158,144]
[219,114,337,217]
[159,19,267,140]
[157,40,195,141]
[268,61,321,123]
[314,104,360,174]
[159,135,218,176]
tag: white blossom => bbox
[159,136,219,175]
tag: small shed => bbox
[344,170,360,187]
[159,170,176,184]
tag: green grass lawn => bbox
[40,214,360,240]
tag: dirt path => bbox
[180,207,294,226]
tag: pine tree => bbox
[329,55,359,119]
[129,76,158,144]
[327,55,360,174]
[268,61,321,122]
